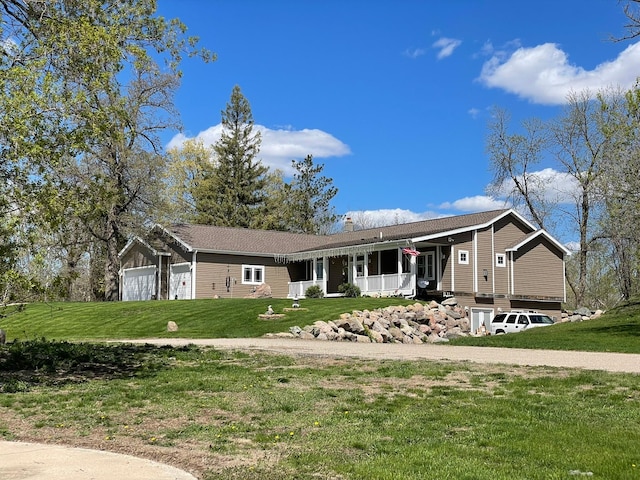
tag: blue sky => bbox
[157,1,638,230]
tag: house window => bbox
[458,250,469,265]
[316,259,324,280]
[242,265,265,285]
[496,253,506,267]
[356,255,365,277]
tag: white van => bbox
[490,311,555,335]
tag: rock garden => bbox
[274,298,471,344]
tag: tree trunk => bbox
[103,214,120,301]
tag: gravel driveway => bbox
[124,337,640,374]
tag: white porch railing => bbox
[288,273,413,298]
[288,280,317,298]
[354,273,413,295]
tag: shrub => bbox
[338,283,361,298]
[305,285,324,298]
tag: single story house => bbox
[118,208,570,329]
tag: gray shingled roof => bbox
[160,209,513,255]
[299,209,512,252]
[162,224,327,255]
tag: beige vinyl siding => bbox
[121,244,156,269]
[194,253,291,299]
[476,227,493,295]
[493,216,531,255]
[512,237,564,299]
[493,215,532,296]
[452,232,473,293]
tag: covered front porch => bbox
[286,243,447,299]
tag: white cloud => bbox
[432,37,462,60]
[403,47,427,59]
[492,168,580,204]
[166,124,350,174]
[438,195,510,212]
[345,209,440,229]
[478,41,640,105]
[468,107,480,119]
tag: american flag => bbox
[402,247,420,257]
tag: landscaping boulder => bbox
[245,283,272,298]
[167,321,179,332]
[281,299,475,345]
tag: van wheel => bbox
[495,330,505,335]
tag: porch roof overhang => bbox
[281,239,414,262]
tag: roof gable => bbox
[507,229,571,256]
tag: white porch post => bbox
[191,251,197,300]
[410,253,416,294]
[363,252,369,293]
[322,256,328,295]
[351,254,357,284]
[436,246,442,291]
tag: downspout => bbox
[191,250,197,300]
[473,230,478,293]
[491,224,496,294]
[509,251,514,296]
[451,245,455,291]
[563,254,567,303]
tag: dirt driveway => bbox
[124,337,640,374]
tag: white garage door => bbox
[170,263,192,300]
[122,266,157,301]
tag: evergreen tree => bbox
[287,154,338,234]
[194,85,267,228]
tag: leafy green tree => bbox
[596,85,640,301]
[165,139,213,223]
[194,85,267,228]
[286,154,338,234]
[0,0,213,301]
[255,169,291,231]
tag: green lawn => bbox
[450,300,640,354]
[0,298,416,341]
[3,297,640,353]
[0,341,638,479]
[2,300,640,478]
